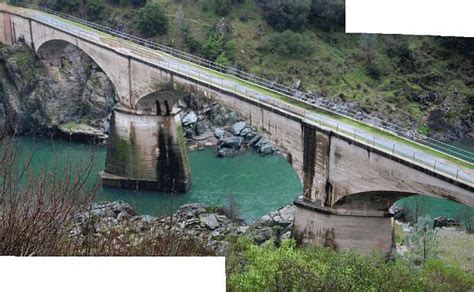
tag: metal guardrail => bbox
[7,2,474,185]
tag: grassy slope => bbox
[113,1,472,136]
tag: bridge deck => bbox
[2,3,473,188]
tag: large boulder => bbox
[254,138,277,155]
[232,121,247,135]
[182,111,198,126]
[217,147,237,157]
[200,214,220,230]
[195,121,208,135]
[214,128,226,140]
[251,227,273,244]
[176,203,208,219]
[210,105,229,126]
[433,216,448,228]
[221,136,243,149]
[248,134,262,146]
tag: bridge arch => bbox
[35,39,119,97]
[33,36,129,106]
[332,190,472,215]
[135,89,187,116]
[327,174,474,209]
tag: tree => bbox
[202,32,225,60]
[258,0,311,31]
[174,5,187,32]
[386,37,415,72]
[406,218,439,267]
[136,3,169,37]
[87,0,106,19]
[268,30,314,58]
[457,206,474,233]
[310,0,345,31]
[359,34,377,65]
[52,0,80,13]
[214,0,232,16]
[438,37,474,60]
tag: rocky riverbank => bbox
[179,93,280,157]
[71,201,295,255]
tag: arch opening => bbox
[36,39,120,104]
[136,90,185,115]
[25,39,119,131]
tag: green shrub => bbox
[228,238,473,291]
[135,3,169,37]
[52,0,80,13]
[202,32,225,60]
[214,0,232,16]
[422,259,474,290]
[108,0,146,7]
[268,30,314,58]
[366,63,382,79]
[258,0,311,31]
[184,30,201,53]
[87,0,106,19]
[309,0,345,31]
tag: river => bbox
[9,136,473,223]
[13,136,302,221]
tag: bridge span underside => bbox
[0,5,472,255]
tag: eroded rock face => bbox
[0,42,116,138]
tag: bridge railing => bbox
[9,2,474,185]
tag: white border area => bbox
[347,0,474,37]
[0,257,226,292]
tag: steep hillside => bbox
[16,0,474,141]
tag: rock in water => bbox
[232,121,247,135]
[221,136,243,149]
[248,134,262,146]
[182,111,198,126]
[217,147,237,157]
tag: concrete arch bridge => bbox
[1,3,472,255]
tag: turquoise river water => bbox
[10,136,474,222]
[14,136,302,221]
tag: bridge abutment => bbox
[100,107,191,193]
[293,197,395,256]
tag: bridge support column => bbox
[100,107,191,193]
[293,197,395,257]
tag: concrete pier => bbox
[293,197,395,256]
[100,106,191,193]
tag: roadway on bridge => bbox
[25,7,474,186]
